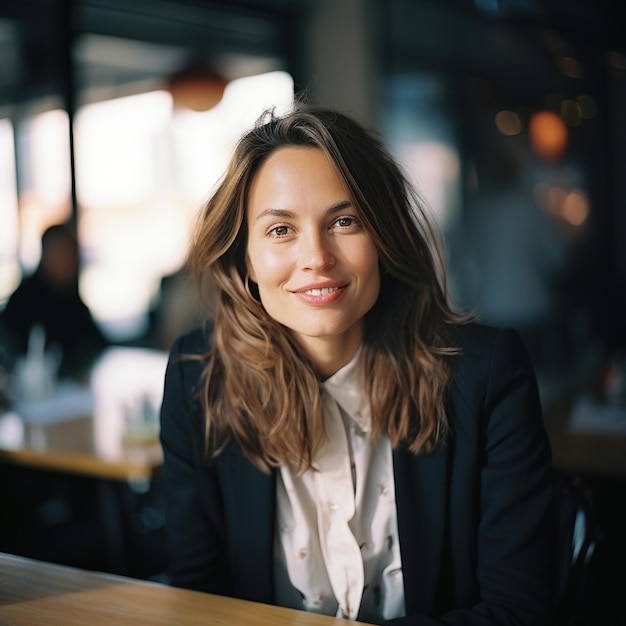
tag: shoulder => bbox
[1,276,42,326]
[456,321,531,371]
[457,321,520,352]
[451,322,537,413]
[163,323,213,394]
[169,322,214,358]
[4,274,37,305]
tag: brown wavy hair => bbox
[189,105,468,473]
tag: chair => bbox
[551,469,603,626]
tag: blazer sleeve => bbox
[388,327,556,626]
[159,329,233,594]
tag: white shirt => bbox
[274,348,405,623]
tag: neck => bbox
[295,331,362,381]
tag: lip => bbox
[292,280,346,293]
[291,280,348,305]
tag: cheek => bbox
[354,242,380,282]
[246,244,290,285]
[358,246,381,303]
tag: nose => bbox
[300,230,336,272]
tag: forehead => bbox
[248,146,349,210]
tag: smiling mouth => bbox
[304,287,341,296]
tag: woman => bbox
[159,106,555,625]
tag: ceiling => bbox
[0,0,309,113]
[0,0,623,114]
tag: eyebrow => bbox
[254,200,353,222]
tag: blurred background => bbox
[0,0,624,623]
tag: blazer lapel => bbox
[393,440,449,616]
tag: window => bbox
[0,111,73,306]
[0,119,20,306]
[2,70,293,342]
[74,70,294,341]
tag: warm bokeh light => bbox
[168,70,228,112]
[534,182,590,227]
[561,99,582,126]
[562,189,590,226]
[577,95,597,119]
[529,110,568,161]
[494,110,522,136]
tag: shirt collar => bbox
[321,345,371,433]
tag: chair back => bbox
[551,469,602,625]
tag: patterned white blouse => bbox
[274,347,405,623]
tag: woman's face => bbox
[246,146,380,371]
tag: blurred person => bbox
[160,106,555,625]
[0,223,108,378]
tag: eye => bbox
[332,216,360,229]
[268,224,292,238]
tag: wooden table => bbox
[0,553,367,625]
[0,348,169,573]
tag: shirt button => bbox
[329,503,339,511]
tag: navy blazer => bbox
[159,323,556,625]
